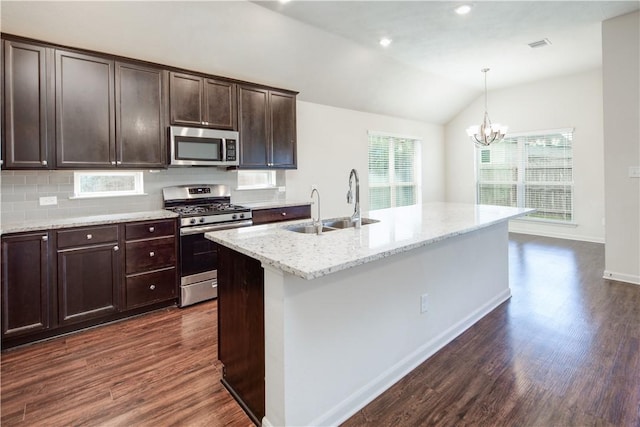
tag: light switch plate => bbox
[628,166,640,178]
[39,196,57,206]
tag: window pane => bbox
[369,187,391,210]
[395,185,415,207]
[478,184,517,207]
[368,138,389,185]
[394,139,415,184]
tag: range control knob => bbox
[189,218,197,225]
[239,213,245,219]
[232,214,238,220]
[199,217,206,223]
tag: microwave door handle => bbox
[221,138,227,162]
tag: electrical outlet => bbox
[629,166,640,178]
[39,196,57,206]
[420,293,429,314]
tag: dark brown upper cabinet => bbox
[55,49,115,169]
[2,40,55,169]
[169,72,237,130]
[238,85,297,169]
[115,61,167,168]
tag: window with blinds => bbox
[477,128,574,223]
[368,132,421,211]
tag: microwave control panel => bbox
[226,139,237,161]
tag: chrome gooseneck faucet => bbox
[347,169,361,229]
[310,187,322,235]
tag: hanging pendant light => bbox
[466,68,508,147]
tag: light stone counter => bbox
[206,202,532,280]
[0,210,178,235]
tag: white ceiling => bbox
[2,1,637,125]
[255,0,639,118]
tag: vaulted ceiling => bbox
[2,1,638,124]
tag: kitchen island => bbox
[206,202,531,426]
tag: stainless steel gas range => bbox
[163,184,252,307]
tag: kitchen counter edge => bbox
[1,210,179,235]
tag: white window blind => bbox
[477,129,574,223]
[368,132,421,211]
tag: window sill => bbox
[69,193,148,200]
[512,216,577,227]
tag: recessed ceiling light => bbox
[528,38,552,48]
[454,4,472,15]
[379,37,392,47]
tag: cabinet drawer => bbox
[125,220,175,241]
[252,205,311,225]
[125,237,176,274]
[56,225,118,249]
[126,268,177,308]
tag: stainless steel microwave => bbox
[169,126,239,167]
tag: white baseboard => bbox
[305,288,512,427]
[603,270,640,285]
[508,226,605,244]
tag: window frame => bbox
[71,170,145,199]
[476,128,575,224]
[367,131,422,211]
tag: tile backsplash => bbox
[1,168,286,224]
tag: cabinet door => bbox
[57,243,120,325]
[269,91,297,168]
[169,72,203,126]
[3,40,54,169]
[55,50,115,168]
[1,232,52,338]
[203,78,237,130]
[238,85,269,168]
[116,61,166,168]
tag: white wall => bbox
[445,69,606,243]
[602,11,640,285]
[287,101,444,219]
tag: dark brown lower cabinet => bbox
[217,245,265,425]
[1,219,178,349]
[57,239,120,326]
[1,231,52,338]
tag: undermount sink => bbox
[322,217,380,229]
[286,217,380,234]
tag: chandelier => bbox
[466,68,507,147]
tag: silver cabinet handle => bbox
[149,226,155,233]
[149,251,155,257]
[41,235,48,242]
[113,245,119,251]
[111,161,116,165]
[149,284,156,290]
[86,234,93,240]
[41,160,48,166]
[116,161,122,165]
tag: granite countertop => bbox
[1,210,179,235]
[240,200,311,210]
[206,202,533,280]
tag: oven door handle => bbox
[180,220,254,236]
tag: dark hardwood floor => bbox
[343,233,640,427]
[1,233,638,426]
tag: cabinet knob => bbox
[281,212,287,216]
[86,234,93,240]
[111,161,116,165]
[149,227,155,233]
[113,245,119,251]
[41,235,48,242]
[149,284,156,290]
[116,161,122,165]
[149,251,155,257]
[41,160,48,166]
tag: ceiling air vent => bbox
[528,38,552,49]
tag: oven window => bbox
[176,136,222,161]
[181,234,218,277]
